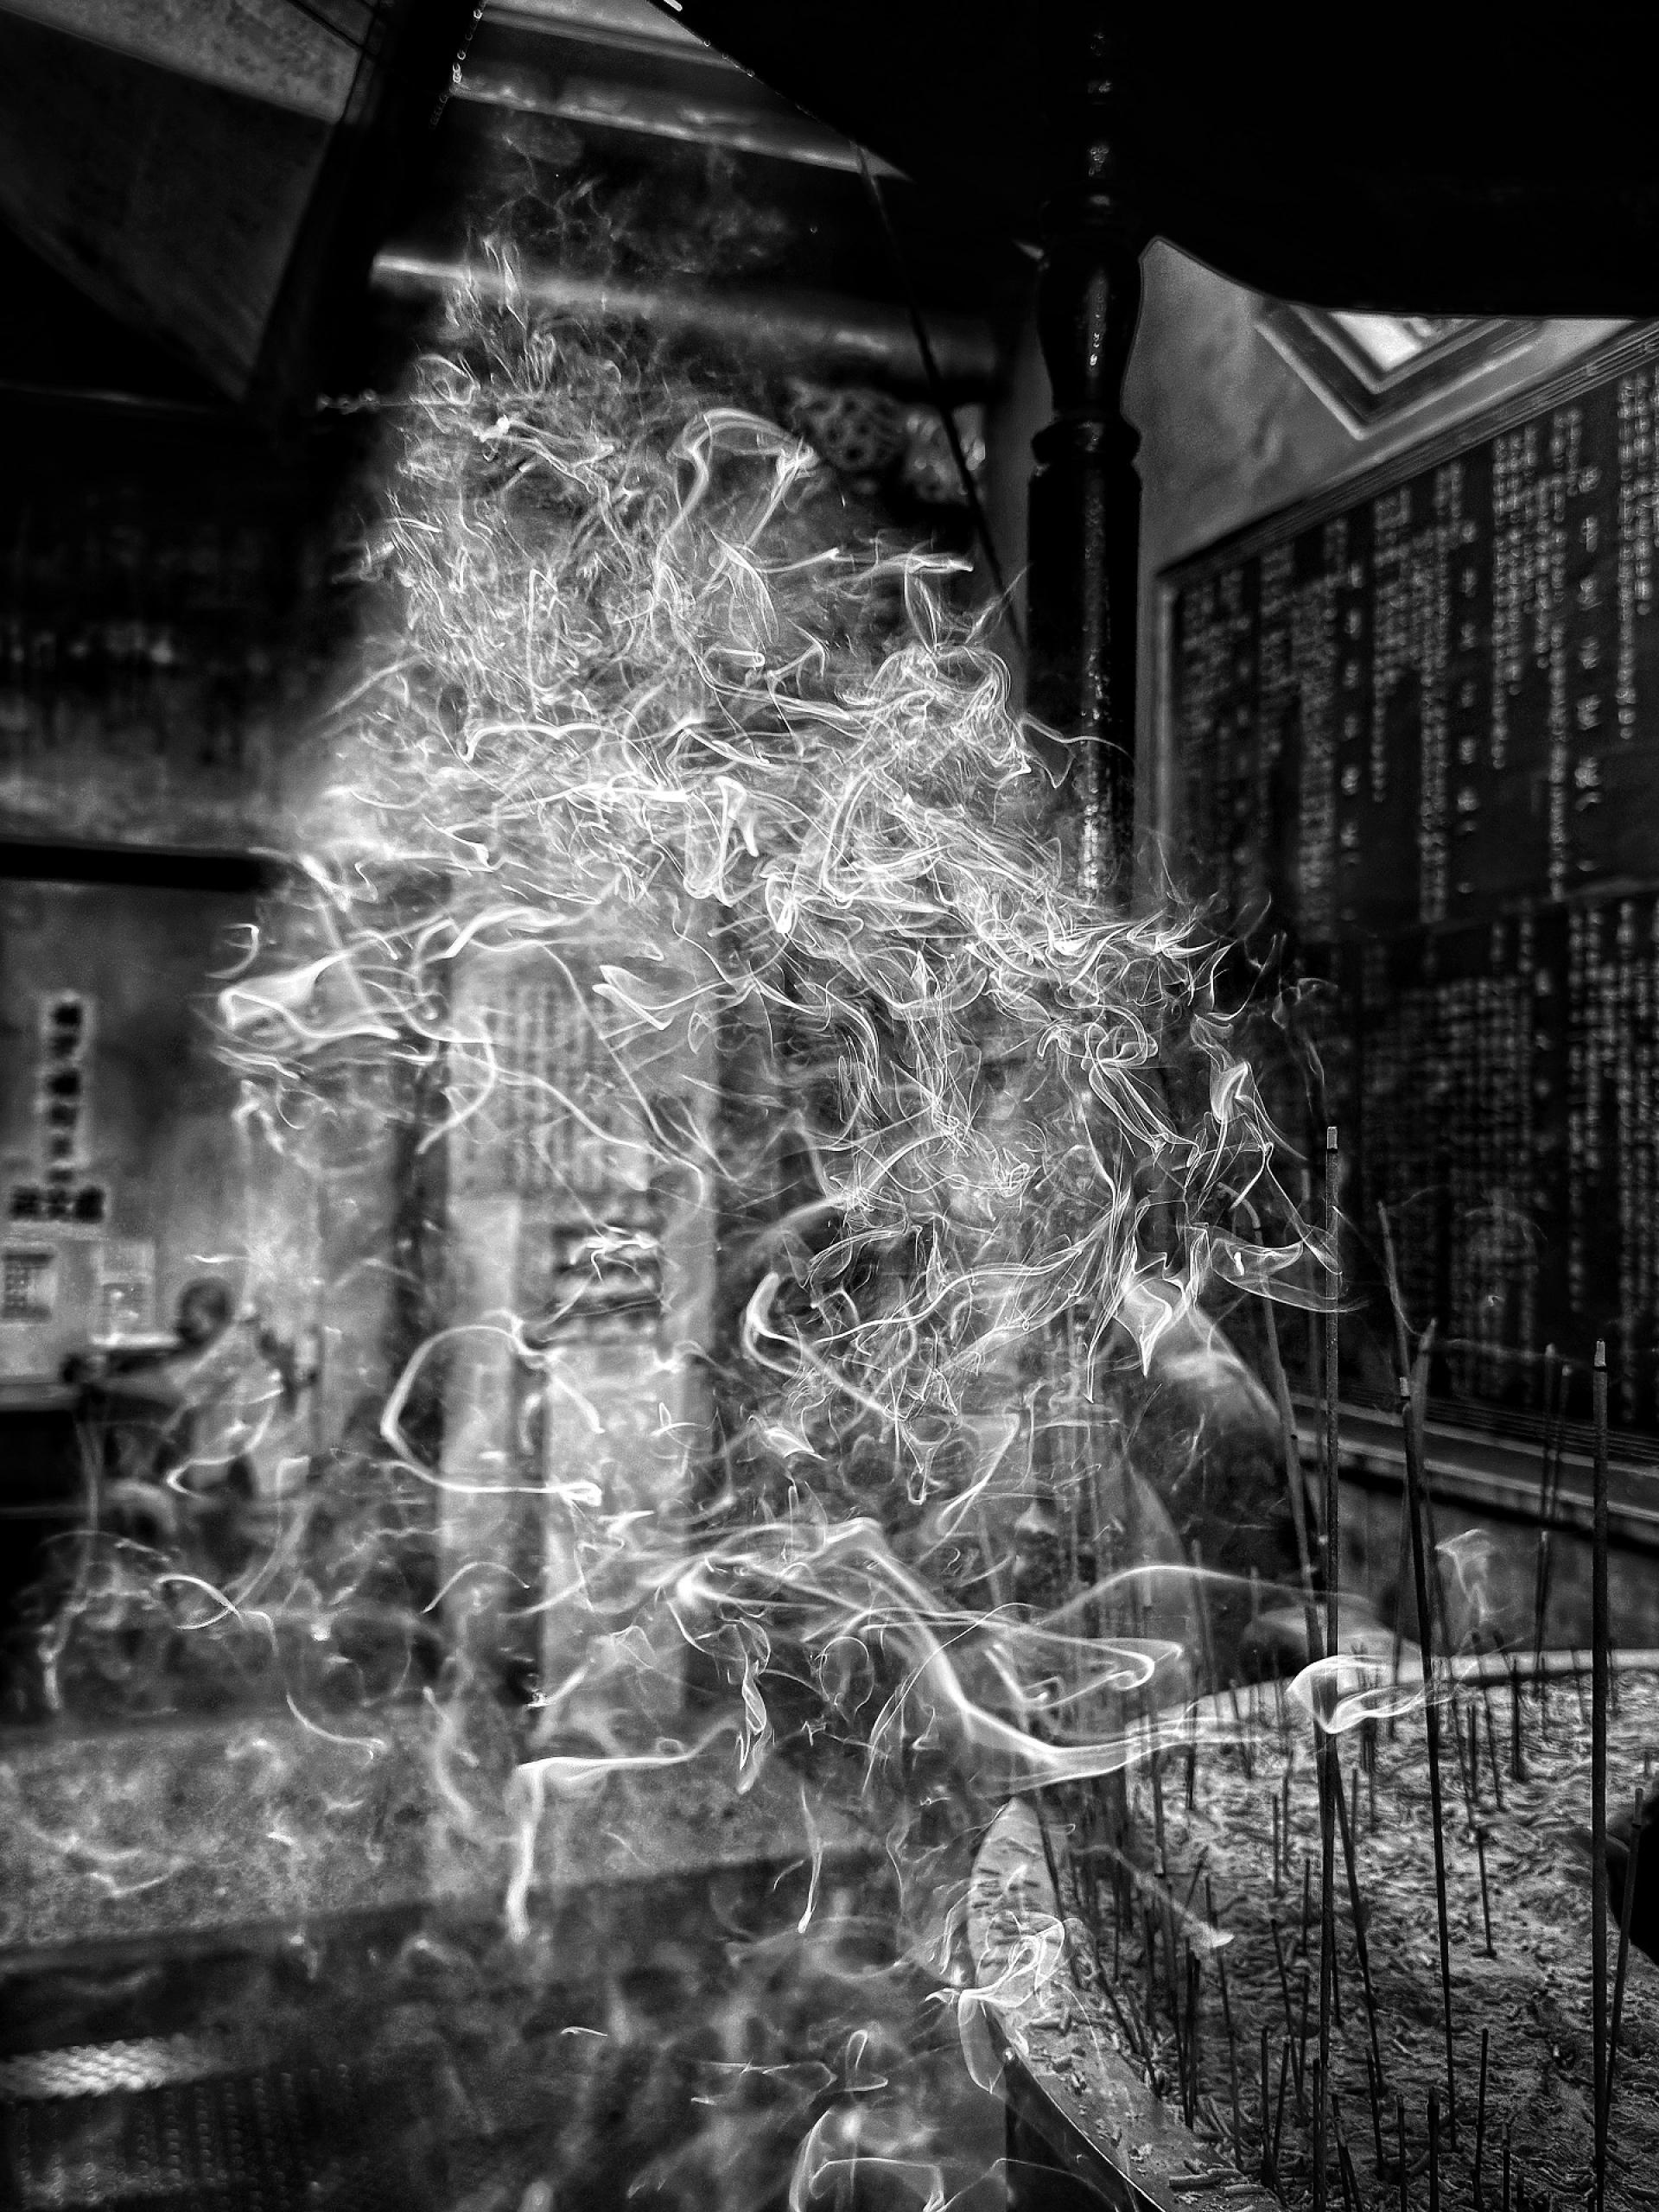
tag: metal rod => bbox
[1027,13,1146,893]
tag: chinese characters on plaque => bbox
[1167,336,1659,1428]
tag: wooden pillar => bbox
[1027,18,1147,901]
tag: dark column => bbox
[1027,18,1147,903]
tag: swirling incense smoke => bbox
[207,257,1316,2190]
[1288,1650,1426,1736]
[1287,1524,1510,1736]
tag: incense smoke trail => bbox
[196,261,1321,2195]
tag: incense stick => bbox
[1483,1693,1505,1812]
[1399,1372,1459,2142]
[1508,1651,1526,1783]
[1334,1749,1384,2100]
[1256,1233,1323,1662]
[1531,1347,1561,1683]
[1184,1948,1201,2127]
[1591,1341,1610,2212]
[1260,2025,1273,2187]
[1474,2027,1489,2208]
[1365,2046,1386,2178]
[1474,1825,1495,1958]
[1317,1128,1341,2212]
[1313,2056,1327,2212]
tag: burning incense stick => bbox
[1399,1372,1459,2144]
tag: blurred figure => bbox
[70,1277,315,1578]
